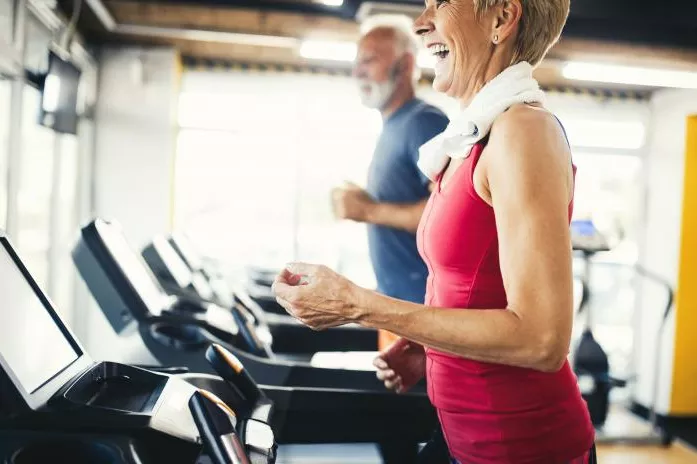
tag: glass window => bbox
[15,84,55,288]
[49,134,79,316]
[175,71,384,288]
[0,79,10,229]
[12,12,56,289]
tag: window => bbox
[12,12,56,288]
[175,70,383,288]
[47,134,80,315]
[15,84,55,287]
[0,80,10,229]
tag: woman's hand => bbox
[374,338,426,394]
[271,263,364,330]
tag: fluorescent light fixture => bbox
[315,0,344,5]
[299,40,438,70]
[299,40,357,62]
[562,61,697,89]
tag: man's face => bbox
[353,31,400,108]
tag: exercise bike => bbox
[570,219,673,446]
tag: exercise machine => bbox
[0,229,276,464]
[570,219,673,446]
[166,233,290,317]
[72,218,438,462]
[141,234,377,356]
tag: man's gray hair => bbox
[359,14,422,81]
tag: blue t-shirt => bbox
[366,98,449,303]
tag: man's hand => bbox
[331,182,375,223]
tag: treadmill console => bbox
[0,232,204,445]
[0,234,93,414]
[169,232,205,274]
[143,237,216,303]
[571,220,610,255]
[146,236,194,290]
[73,219,171,333]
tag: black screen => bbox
[38,51,81,135]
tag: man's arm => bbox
[332,107,446,232]
[363,197,430,233]
[332,182,434,233]
[367,107,447,232]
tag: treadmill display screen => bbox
[171,233,203,271]
[0,241,80,393]
[99,225,165,316]
[153,238,193,289]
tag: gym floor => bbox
[274,408,697,463]
[597,444,697,464]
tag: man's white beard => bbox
[358,78,397,110]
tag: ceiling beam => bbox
[106,1,359,40]
[107,0,355,18]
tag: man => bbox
[332,17,449,349]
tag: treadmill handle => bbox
[206,344,263,405]
[134,365,190,374]
[189,390,251,464]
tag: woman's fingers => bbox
[384,376,403,392]
[373,357,388,370]
[376,367,403,392]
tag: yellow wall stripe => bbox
[671,114,697,414]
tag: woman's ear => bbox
[492,0,522,44]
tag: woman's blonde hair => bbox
[474,0,570,66]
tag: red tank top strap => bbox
[463,140,489,203]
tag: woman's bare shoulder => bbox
[485,104,569,166]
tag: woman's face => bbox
[415,0,496,100]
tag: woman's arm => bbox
[273,107,575,373]
[356,107,575,372]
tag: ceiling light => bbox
[299,40,357,62]
[562,61,697,89]
[315,0,344,5]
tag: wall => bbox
[79,46,179,360]
[634,88,697,415]
[93,46,180,249]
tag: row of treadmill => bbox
[0,218,438,464]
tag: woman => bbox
[272,0,596,462]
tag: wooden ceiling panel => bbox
[106,1,359,41]
[62,0,697,92]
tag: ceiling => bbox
[59,0,697,90]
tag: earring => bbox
[493,34,499,44]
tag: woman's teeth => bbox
[429,44,450,59]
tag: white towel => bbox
[417,62,545,181]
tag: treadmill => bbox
[72,219,438,461]
[168,232,286,318]
[0,229,276,464]
[142,234,378,356]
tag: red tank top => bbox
[416,141,595,463]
